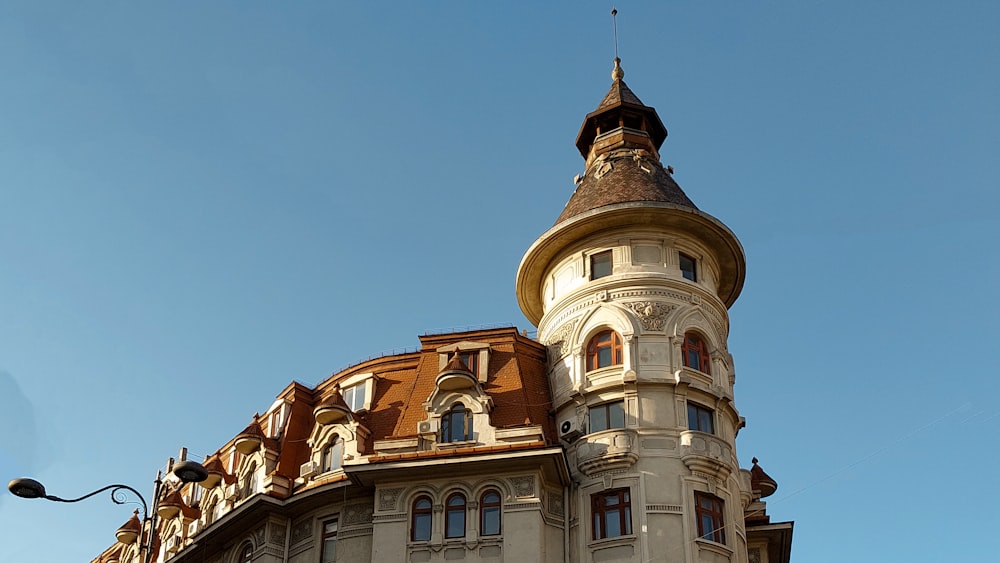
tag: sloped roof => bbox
[556,151,697,225]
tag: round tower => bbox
[516,59,755,562]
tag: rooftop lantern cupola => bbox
[575,58,668,169]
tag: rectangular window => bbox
[592,488,632,540]
[687,403,715,434]
[459,351,479,376]
[589,401,626,433]
[695,493,726,544]
[591,250,613,280]
[679,253,697,281]
[321,519,338,563]
[188,483,203,507]
[342,380,369,412]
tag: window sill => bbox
[435,440,478,450]
[694,538,732,557]
[587,534,636,549]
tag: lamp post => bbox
[8,460,208,563]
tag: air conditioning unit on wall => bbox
[300,460,320,478]
[165,534,182,553]
[417,419,439,435]
[560,419,582,442]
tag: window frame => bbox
[238,543,253,563]
[687,402,715,434]
[679,252,697,282]
[342,380,369,412]
[586,330,623,372]
[458,351,479,376]
[445,492,467,539]
[320,518,338,563]
[441,403,474,443]
[682,332,712,374]
[411,496,433,542]
[589,401,626,433]
[695,492,726,544]
[479,490,502,536]
[590,250,613,280]
[321,434,345,472]
[591,488,633,540]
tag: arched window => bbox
[441,404,473,443]
[682,332,711,374]
[238,542,253,563]
[586,330,623,371]
[445,493,467,539]
[411,496,433,541]
[321,435,344,472]
[480,490,502,536]
[213,499,226,522]
[242,462,259,499]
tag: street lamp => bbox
[8,460,209,563]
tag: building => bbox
[93,57,793,563]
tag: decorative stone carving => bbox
[343,502,374,525]
[252,525,266,546]
[378,487,403,511]
[545,321,576,360]
[269,522,286,546]
[547,490,564,516]
[623,301,675,331]
[290,519,311,545]
[749,547,762,563]
[510,475,535,498]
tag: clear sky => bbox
[1,2,997,561]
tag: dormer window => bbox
[459,351,479,376]
[591,250,613,280]
[343,381,367,411]
[437,342,490,383]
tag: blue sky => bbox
[1,2,998,561]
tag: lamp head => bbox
[8,478,47,499]
[171,461,209,484]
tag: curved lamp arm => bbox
[46,483,150,521]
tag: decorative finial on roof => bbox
[610,8,624,81]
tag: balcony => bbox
[576,429,639,476]
[680,430,735,480]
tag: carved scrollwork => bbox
[623,301,675,331]
[378,487,403,511]
[545,321,577,360]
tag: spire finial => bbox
[610,8,624,81]
[612,57,624,81]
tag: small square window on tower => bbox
[679,252,697,282]
[591,250,613,280]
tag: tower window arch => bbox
[441,403,474,443]
[411,496,433,541]
[682,332,711,374]
[586,330,623,371]
[321,435,344,472]
[445,492,467,539]
[237,542,253,563]
[480,489,502,536]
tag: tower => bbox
[516,59,791,562]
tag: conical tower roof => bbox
[559,58,696,225]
